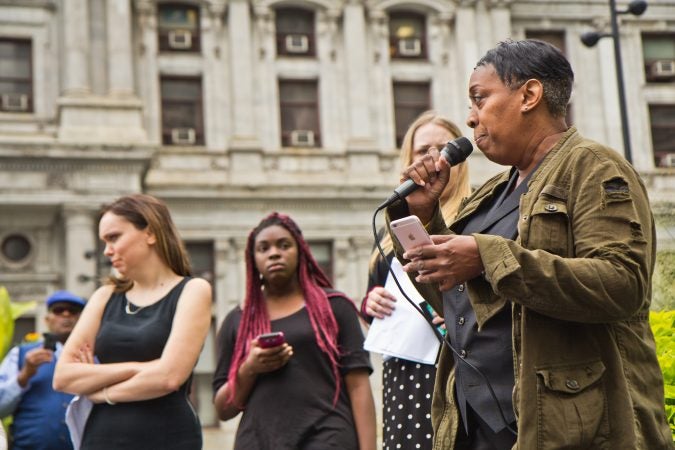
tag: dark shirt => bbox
[81,278,201,450]
[213,295,372,450]
[445,167,531,433]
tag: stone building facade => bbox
[1,0,674,430]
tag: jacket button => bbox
[459,350,467,358]
[458,317,465,326]
[457,284,465,292]
[565,379,580,390]
[545,204,558,212]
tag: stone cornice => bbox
[485,0,515,8]
[148,186,393,204]
[0,144,153,171]
[0,0,56,10]
[0,142,153,158]
[367,0,455,15]
[253,0,345,14]
[0,159,149,173]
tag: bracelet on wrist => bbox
[103,386,116,405]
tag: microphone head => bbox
[442,137,473,165]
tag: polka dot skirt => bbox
[382,358,436,449]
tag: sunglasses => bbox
[49,305,83,316]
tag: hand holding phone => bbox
[257,331,286,348]
[390,215,433,252]
[42,332,58,351]
[419,301,447,338]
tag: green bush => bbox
[0,286,36,438]
[652,251,675,310]
[650,310,675,442]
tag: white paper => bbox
[65,395,93,450]
[363,258,441,365]
[0,419,7,450]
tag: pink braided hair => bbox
[227,213,342,405]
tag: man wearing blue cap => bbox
[0,290,85,450]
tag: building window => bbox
[389,12,426,60]
[0,39,32,113]
[525,30,573,124]
[1,234,31,262]
[0,232,35,269]
[642,34,675,83]
[393,81,430,147]
[279,79,320,148]
[275,8,315,57]
[160,76,204,146]
[158,3,201,53]
[649,105,675,167]
[308,241,333,282]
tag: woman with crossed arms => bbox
[54,194,212,450]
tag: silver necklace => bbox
[125,299,146,315]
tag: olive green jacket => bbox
[387,128,673,449]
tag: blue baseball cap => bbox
[46,290,86,309]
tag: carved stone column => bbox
[62,0,91,95]
[316,9,342,149]
[227,0,260,149]
[486,0,513,44]
[343,0,376,150]
[134,0,161,143]
[213,238,234,323]
[62,205,97,298]
[252,4,278,151]
[367,9,395,151]
[429,11,459,118]
[454,0,480,97]
[203,2,228,149]
[107,0,135,96]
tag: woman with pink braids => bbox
[213,212,376,450]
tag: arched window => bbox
[275,8,315,57]
[389,11,426,60]
[158,3,201,53]
[0,39,32,113]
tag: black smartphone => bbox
[419,301,447,338]
[42,332,58,351]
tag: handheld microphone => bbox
[379,136,473,208]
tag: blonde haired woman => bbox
[361,111,470,449]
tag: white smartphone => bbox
[390,215,433,252]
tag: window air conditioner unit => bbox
[650,60,675,78]
[290,130,315,147]
[171,128,196,145]
[1,93,29,112]
[168,30,193,50]
[285,34,309,54]
[663,153,675,168]
[398,38,421,57]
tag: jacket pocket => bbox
[535,360,609,449]
[527,187,570,257]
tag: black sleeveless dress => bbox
[81,278,202,450]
